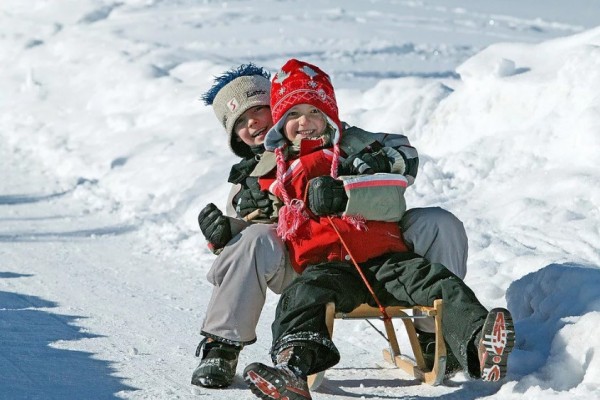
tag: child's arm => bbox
[306,174,408,222]
[234,177,274,220]
[341,125,419,185]
[226,157,277,222]
[377,132,419,183]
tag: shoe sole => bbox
[191,375,230,388]
[243,363,312,400]
[191,361,235,388]
[479,308,515,382]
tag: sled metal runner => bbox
[308,299,447,389]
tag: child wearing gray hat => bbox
[191,63,470,389]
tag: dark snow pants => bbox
[270,252,488,377]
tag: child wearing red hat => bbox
[193,62,471,389]
[242,59,515,400]
[257,58,413,271]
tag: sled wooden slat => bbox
[307,299,446,390]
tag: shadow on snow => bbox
[0,191,71,205]
[0,273,136,399]
[0,224,138,242]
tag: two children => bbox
[192,63,472,388]
[241,59,515,400]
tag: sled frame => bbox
[307,299,446,389]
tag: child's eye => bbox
[234,118,245,128]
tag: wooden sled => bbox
[307,299,447,390]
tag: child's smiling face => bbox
[234,105,273,146]
[283,104,327,143]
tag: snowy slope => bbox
[1,1,599,399]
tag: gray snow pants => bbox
[201,223,297,346]
[200,206,467,345]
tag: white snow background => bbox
[1,0,599,399]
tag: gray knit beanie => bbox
[202,64,271,158]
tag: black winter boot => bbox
[243,347,314,400]
[191,337,241,388]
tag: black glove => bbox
[340,149,391,175]
[236,177,273,219]
[198,203,232,251]
[307,176,348,216]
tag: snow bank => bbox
[506,263,600,392]
[341,27,600,396]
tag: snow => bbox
[1,1,599,399]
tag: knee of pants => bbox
[248,224,288,274]
[279,264,363,313]
[401,207,468,269]
[431,208,466,236]
[207,224,286,285]
[405,207,465,232]
[279,276,331,312]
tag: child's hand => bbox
[198,203,232,252]
[236,177,273,219]
[340,149,391,175]
[307,176,348,216]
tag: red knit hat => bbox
[270,59,341,133]
[267,59,347,240]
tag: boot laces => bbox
[195,337,208,357]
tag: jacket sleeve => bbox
[365,132,419,185]
[341,125,419,185]
[340,173,408,222]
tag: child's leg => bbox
[201,223,297,345]
[244,262,368,399]
[371,253,488,377]
[400,207,468,333]
[270,262,368,375]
